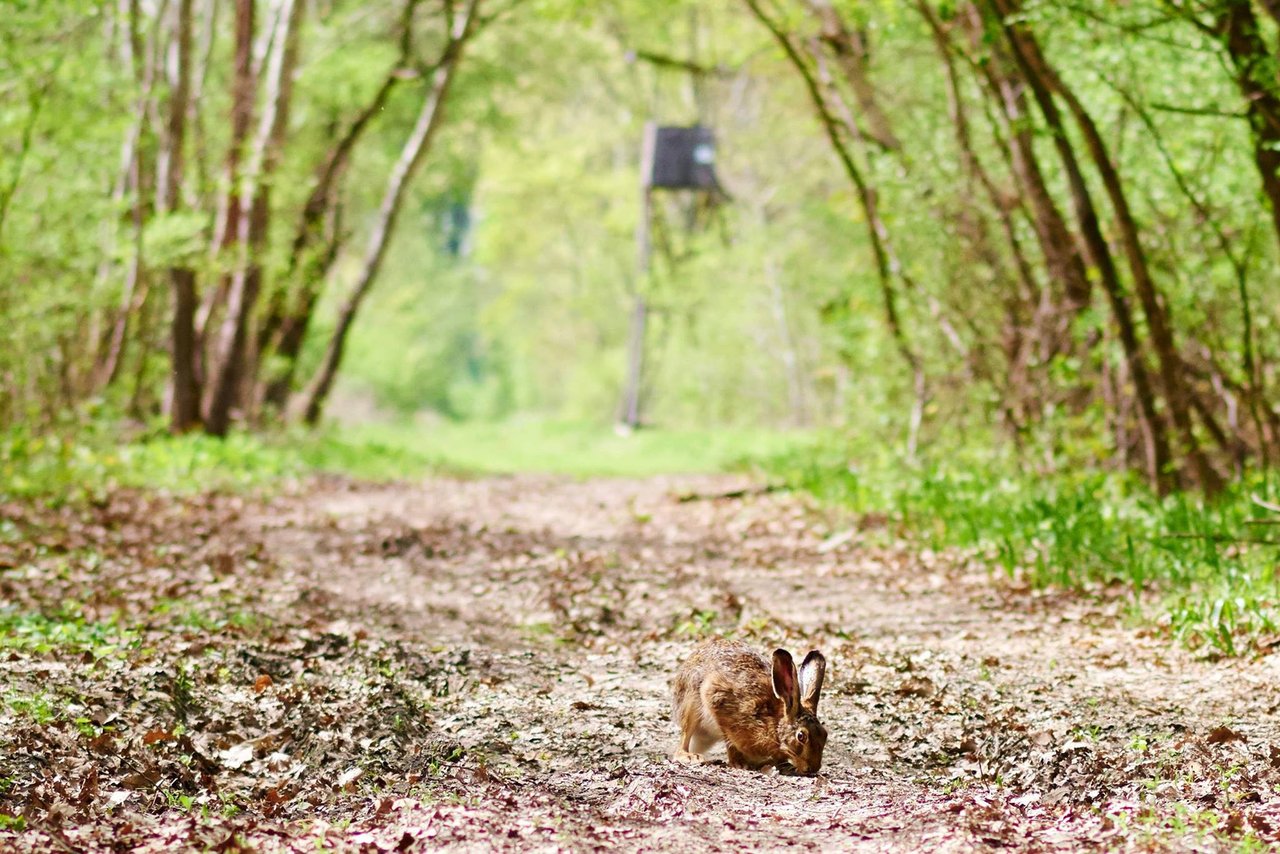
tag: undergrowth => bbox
[760,440,1280,656]
[0,422,442,503]
[0,417,801,505]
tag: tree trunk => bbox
[204,0,302,435]
[257,0,422,416]
[743,0,927,457]
[1115,79,1271,467]
[186,0,220,210]
[195,0,256,386]
[803,0,901,152]
[1217,1,1280,256]
[959,3,1090,336]
[918,0,1042,429]
[164,0,201,432]
[978,0,1174,493]
[991,0,1222,494]
[300,0,481,425]
[94,0,156,390]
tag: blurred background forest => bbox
[6,0,1280,646]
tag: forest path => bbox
[258,474,1280,851]
[6,474,1280,852]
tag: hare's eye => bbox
[796,730,807,744]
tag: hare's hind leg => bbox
[672,731,707,764]
[671,690,719,764]
[673,728,721,764]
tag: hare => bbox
[671,638,828,775]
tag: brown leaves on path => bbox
[2,474,1280,851]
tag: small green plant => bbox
[162,789,196,811]
[0,608,135,657]
[6,692,56,724]
[168,664,196,724]
[674,608,719,637]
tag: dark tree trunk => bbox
[959,3,1090,335]
[1217,1,1280,256]
[196,0,256,413]
[165,0,201,432]
[256,0,422,415]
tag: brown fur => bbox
[671,638,828,775]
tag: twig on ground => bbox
[675,484,787,503]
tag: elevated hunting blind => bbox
[621,123,723,431]
[642,124,718,191]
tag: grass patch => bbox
[324,419,808,478]
[0,427,304,502]
[760,439,1280,655]
[1,418,806,503]
[0,607,136,657]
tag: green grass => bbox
[0,417,807,503]
[322,419,807,478]
[759,439,1280,655]
[0,427,304,501]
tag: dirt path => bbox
[5,474,1280,851]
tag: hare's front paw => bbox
[671,749,709,765]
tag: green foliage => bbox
[0,425,304,502]
[0,607,134,657]
[0,416,802,503]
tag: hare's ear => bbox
[771,649,800,717]
[799,650,826,713]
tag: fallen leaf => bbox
[219,742,255,769]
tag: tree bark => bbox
[803,0,901,152]
[918,1,1043,429]
[164,0,201,432]
[186,0,220,210]
[1216,1,1280,256]
[204,0,303,435]
[1113,79,1271,466]
[744,0,927,456]
[746,12,916,340]
[94,0,155,390]
[959,4,1090,334]
[300,0,481,425]
[195,0,256,375]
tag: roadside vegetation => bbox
[762,440,1280,656]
